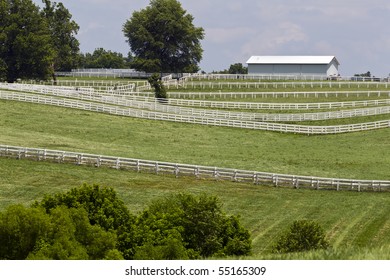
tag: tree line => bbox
[0,184,252,260]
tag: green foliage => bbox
[148,73,168,99]
[0,205,50,260]
[272,220,330,254]
[213,63,248,74]
[123,0,204,73]
[0,185,251,260]
[41,0,80,72]
[135,193,251,259]
[35,183,137,259]
[36,183,133,230]
[0,0,79,81]
[229,63,248,74]
[79,48,130,69]
[0,204,119,260]
[0,0,54,82]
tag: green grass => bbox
[1,157,389,259]
[1,99,389,180]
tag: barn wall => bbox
[326,60,339,76]
[248,64,329,75]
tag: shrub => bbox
[134,193,252,259]
[272,220,330,254]
[148,73,167,99]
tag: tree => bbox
[148,73,167,99]
[123,0,204,73]
[272,220,330,254]
[0,205,50,260]
[212,63,248,75]
[0,0,54,82]
[354,71,371,77]
[228,63,248,74]
[41,0,80,72]
[35,184,137,259]
[134,193,251,259]
[79,48,129,69]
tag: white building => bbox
[246,56,340,77]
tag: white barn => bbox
[246,56,340,77]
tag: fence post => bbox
[233,170,237,182]
[96,156,101,167]
[174,164,179,178]
[295,178,299,189]
[194,167,200,179]
[273,174,279,187]
[115,158,120,170]
[77,154,82,165]
[213,167,219,179]
[254,173,259,185]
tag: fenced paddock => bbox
[3,83,390,122]
[1,145,389,192]
[1,91,390,134]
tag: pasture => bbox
[1,74,389,259]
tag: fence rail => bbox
[1,145,389,192]
[1,91,390,134]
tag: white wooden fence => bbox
[1,91,390,135]
[163,90,390,99]
[3,83,390,111]
[3,84,390,122]
[1,145,389,192]
[162,81,389,91]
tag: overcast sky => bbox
[33,0,390,76]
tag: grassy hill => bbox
[1,99,389,180]
[1,77,390,259]
[1,157,390,259]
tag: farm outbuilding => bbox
[246,56,340,77]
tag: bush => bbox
[134,193,252,259]
[272,220,330,254]
[148,73,167,99]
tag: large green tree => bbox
[0,0,54,82]
[0,0,79,82]
[41,0,80,72]
[123,0,204,73]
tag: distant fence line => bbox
[2,84,390,122]
[1,91,390,134]
[53,71,390,82]
[9,81,390,99]
[160,80,390,91]
[3,83,390,111]
[163,90,390,100]
[186,73,390,82]
[1,145,389,192]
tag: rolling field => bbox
[1,99,389,180]
[1,76,390,259]
[1,157,390,259]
